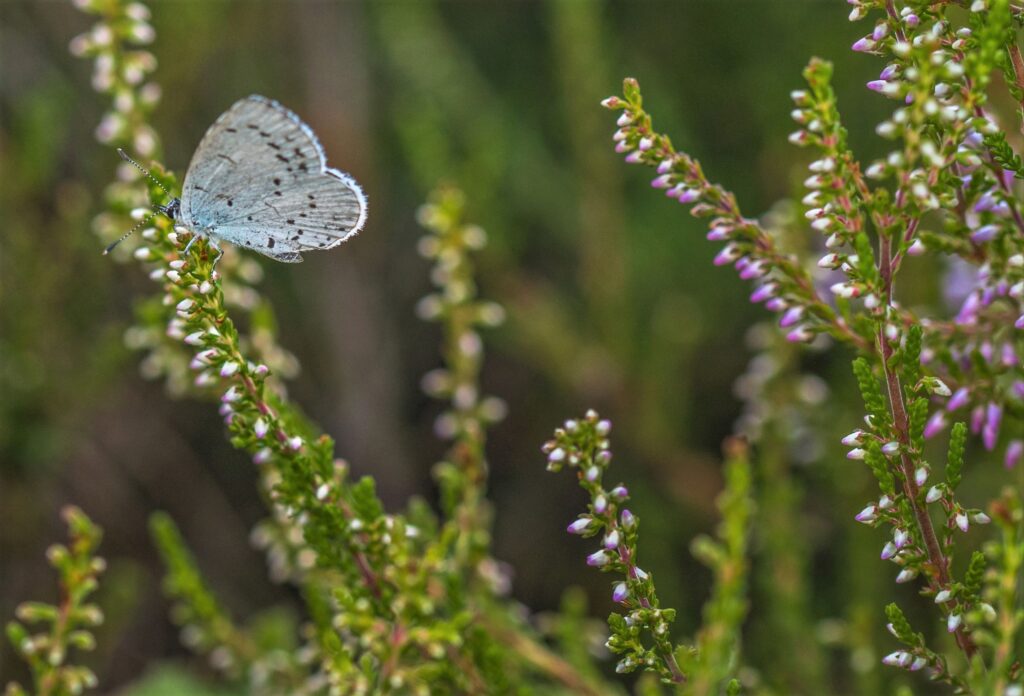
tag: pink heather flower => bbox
[616,112,632,127]
[620,509,636,529]
[254,418,269,439]
[846,448,867,460]
[254,364,270,377]
[923,411,947,439]
[1006,440,1023,469]
[786,326,814,343]
[603,530,620,549]
[184,331,205,346]
[881,441,900,456]
[956,513,969,532]
[904,13,919,27]
[586,550,610,567]
[548,448,566,464]
[253,447,272,465]
[656,158,674,174]
[610,485,629,500]
[738,260,767,280]
[947,387,970,411]
[880,63,899,80]
[765,298,787,312]
[880,542,897,560]
[866,80,887,92]
[909,657,927,671]
[176,298,194,312]
[594,495,608,514]
[907,239,926,256]
[893,528,909,549]
[779,306,805,328]
[971,405,986,433]
[1016,314,1024,329]
[220,361,239,378]
[567,518,593,535]
[676,187,700,204]
[614,142,631,154]
[749,283,777,303]
[983,402,1002,450]
[612,582,629,603]
[855,505,877,523]
[1003,343,1018,367]
[221,386,241,403]
[852,37,876,52]
[971,224,999,243]
[651,174,672,189]
[288,436,303,451]
[706,226,730,241]
[600,96,622,109]
[926,486,943,503]
[624,151,642,163]
[713,244,741,266]
[871,22,888,41]
[638,137,654,151]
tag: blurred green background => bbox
[1,1,1008,693]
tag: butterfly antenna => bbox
[117,148,173,199]
[103,210,157,255]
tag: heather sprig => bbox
[604,0,1024,685]
[543,410,688,685]
[4,507,104,696]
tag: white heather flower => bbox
[253,447,272,465]
[915,467,928,486]
[841,430,865,446]
[603,530,620,549]
[934,589,952,603]
[926,486,943,503]
[947,614,962,632]
[847,448,867,460]
[896,568,917,583]
[881,441,900,456]
[254,419,269,438]
[638,137,653,151]
[971,512,991,524]
[184,331,205,346]
[548,448,565,463]
[176,298,194,312]
[288,436,303,451]
[220,361,239,378]
[956,513,969,532]
[316,484,329,501]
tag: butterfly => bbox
[110,95,366,265]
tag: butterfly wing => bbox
[179,95,366,262]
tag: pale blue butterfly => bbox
[111,95,367,264]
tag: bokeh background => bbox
[1,2,1012,694]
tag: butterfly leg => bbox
[209,239,224,271]
[182,233,200,257]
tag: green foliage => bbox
[946,422,967,490]
[4,507,104,696]
[851,359,888,428]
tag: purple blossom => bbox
[946,387,970,411]
[1006,440,1023,469]
[586,550,610,567]
[923,411,947,439]
[851,37,875,52]
[983,402,1002,450]
[612,582,629,603]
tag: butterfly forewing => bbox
[180,95,366,262]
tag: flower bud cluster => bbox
[416,188,507,442]
[543,410,684,684]
[70,1,161,156]
[605,79,860,348]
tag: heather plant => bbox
[601,0,1023,691]
[6,0,1024,694]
